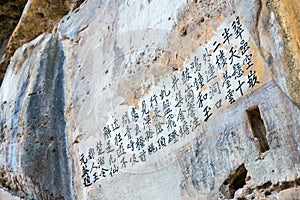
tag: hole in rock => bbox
[219,164,248,199]
[36,12,45,18]
[180,27,187,37]
[246,106,270,153]
[265,191,271,196]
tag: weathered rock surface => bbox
[0,0,27,56]
[0,0,84,83]
[0,0,27,79]
[0,0,299,199]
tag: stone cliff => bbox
[0,0,299,199]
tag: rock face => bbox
[0,0,299,199]
[0,0,84,83]
[0,0,27,79]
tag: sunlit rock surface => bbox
[0,0,299,199]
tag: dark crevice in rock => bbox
[0,33,10,60]
[246,105,270,153]
[73,0,85,10]
[240,179,300,198]
[219,164,248,199]
[272,181,299,192]
[255,0,262,50]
